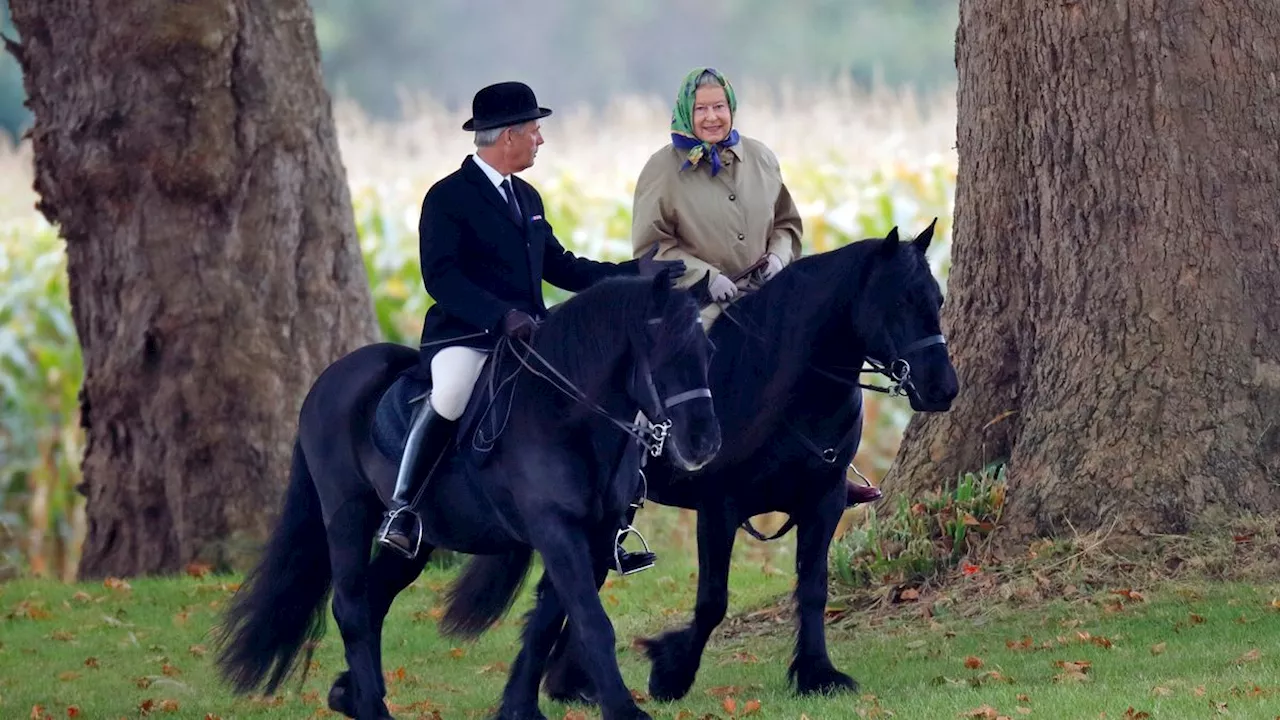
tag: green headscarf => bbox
[670,67,740,176]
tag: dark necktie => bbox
[500,178,522,225]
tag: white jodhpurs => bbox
[428,346,489,421]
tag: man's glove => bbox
[637,245,686,286]
[501,309,538,343]
[708,273,739,302]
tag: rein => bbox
[507,322,710,457]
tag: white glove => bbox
[756,252,785,283]
[708,273,739,302]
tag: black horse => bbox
[214,271,721,720]
[538,223,959,703]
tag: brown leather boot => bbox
[845,479,883,507]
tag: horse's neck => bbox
[511,354,634,444]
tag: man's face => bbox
[692,86,732,144]
[504,121,544,172]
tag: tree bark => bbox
[7,0,378,577]
[885,0,1280,539]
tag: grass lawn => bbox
[2,522,1279,720]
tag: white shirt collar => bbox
[472,153,509,190]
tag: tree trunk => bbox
[7,1,378,577]
[885,0,1280,539]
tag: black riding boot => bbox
[614,500,657,575]
[376,402,457,559]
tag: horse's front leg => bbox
[789,476,858,695]
[640,501,739,702]
[532,518,649,720]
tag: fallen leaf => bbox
[66,707,80,718]
[1006,636,1034,651]
[562,712,588,720]
[1150,643,1166,655]
[184,562,212,579]
[1233,649,1262,664]
[103,577,131,593]
[1123,709,1150,720]
[50,631,74,642]
[742,699,762,715]
[83,657,99,668]
[964,656,984,669]
[959,705,1001,719]
[158,700,179,712]
[448,647,466,659]
[1151,686,1173,697]
[705,685,743,698]
[723,697,737,714]
[57,671,80,682]
[1017,694,1030,702]
[899,588,921,602]
[161,663,181,677]
[188,644,207,657]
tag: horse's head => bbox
[855,220,959,412]
[629,270,722,471]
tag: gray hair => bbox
[474,127,504,147]
[696,70,724,89]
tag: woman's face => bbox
[692,85,732,144]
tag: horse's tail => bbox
[215,438,332,696]
[439,548,534,639]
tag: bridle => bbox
[509,318,712,457]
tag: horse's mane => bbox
[711,236,931,448]
[519,274,702,419]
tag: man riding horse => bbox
[376,81,684,573]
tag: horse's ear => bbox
[650,267,674,306]
[881,226,901,256]
[689,270,714,308]
[913,217,938,252]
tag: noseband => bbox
[862,333,947,397]
[632,347,713,457]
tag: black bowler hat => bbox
[462,81,553,131]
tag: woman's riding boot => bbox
[845,478,883,507]
[376,402,457,559]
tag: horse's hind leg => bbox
[328,544,433,718]
[325,499,392,720]
[495,571,566,720]
[789,480,858,695]
[640,502,739,702]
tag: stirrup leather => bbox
[614,525,654,575]
[377,506,425,560]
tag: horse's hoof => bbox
[641,630,700,702]
[328,672,356,718]
[542,661,596,705]
[789,659,859,696]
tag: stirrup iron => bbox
[614,525,654,576]
[376,506,425,560]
